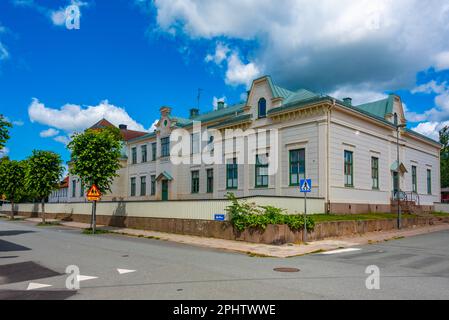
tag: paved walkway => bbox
[22,219,449,258]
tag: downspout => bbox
[326,100,335,213]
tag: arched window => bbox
[258,98,267,118]
[394,113,398,126]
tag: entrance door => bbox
[392,171,399,198]
[161,180,168,201]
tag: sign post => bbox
[86,184,102,234]
[300,179,312,243]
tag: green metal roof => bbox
[283,88,320,105]
[208,114,252,129]
[178,103,245,127]
[354,95,394,118]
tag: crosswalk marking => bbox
[320,248,361,255]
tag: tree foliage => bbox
[0,114,12,151]
[0,159,27,217]
[440,126,449,188]
[67,126,123,193]
[25,150,64,200]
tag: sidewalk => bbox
[27,219,449,258]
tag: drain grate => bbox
[273,267,300,273]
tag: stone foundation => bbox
[329,202,434,214]
[14,210,437,245]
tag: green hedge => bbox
[225,193,315,232]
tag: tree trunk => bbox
[41,198,46,224]
[10,200,14,220]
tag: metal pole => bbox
[92,200,97,234]
[303,190,307,243]
[397,126,401,230]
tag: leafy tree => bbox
[0,114,12,152]
[67,126,123,233]
[440,126,449,188]
[25,150,64,223]
[0,159,26,218]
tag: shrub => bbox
[225,193,315,232]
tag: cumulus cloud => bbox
[150,0,449,93]
[205,42,260,88]
[328,85,388,106]
[53,135,71,145]
[205,42,230,65]
[28,98,151,133]
[40,128,60,138]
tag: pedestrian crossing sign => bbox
[87,184,102,201]
[300,179,312,193]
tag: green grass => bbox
[431,211,449,217]
[311,213,416,223]
[82,228,110,235]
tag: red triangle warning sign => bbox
[87,184,101,201]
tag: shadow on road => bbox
[0,239,31,252]
[0,261,61,285]
[0,230,35,237]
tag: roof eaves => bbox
[267,96,330,116]
[126,131,157,143]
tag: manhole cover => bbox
[273,267,300,273]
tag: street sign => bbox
[87,184,101,201]
[300,179,312,193]
[214,214,225,221]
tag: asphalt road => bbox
[1,219,449,300]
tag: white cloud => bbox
[53,135,71,145]
[205,42,261,88]
[225,53,260,88]
[0,147,9,158]
[40,128,60,138]
[12,0,89,27]
[411,121,446,142]
[28,98,151,133]
[407,80,449,123]
[149,119,158,132]
[435,51,449,71]
[151,0,449,93]
[205,42,230,65]
[12,120,24,126]
[328,85,388,105]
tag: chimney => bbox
[343,97,352,106]
[189,108,199,119]
[119,124,127,130]
[217,101,225,110]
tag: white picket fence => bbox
[1,196,325,220]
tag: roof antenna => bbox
[197,88,203,109]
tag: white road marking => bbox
[117,268,136,275]
[320,248,361,255]
[27,282,52,290]
[76,275,98,282]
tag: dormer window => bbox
[258,98,267,119]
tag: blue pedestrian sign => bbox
[300,179,312,193]
[214,214,225,221]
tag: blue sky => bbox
[1,0,449,164]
